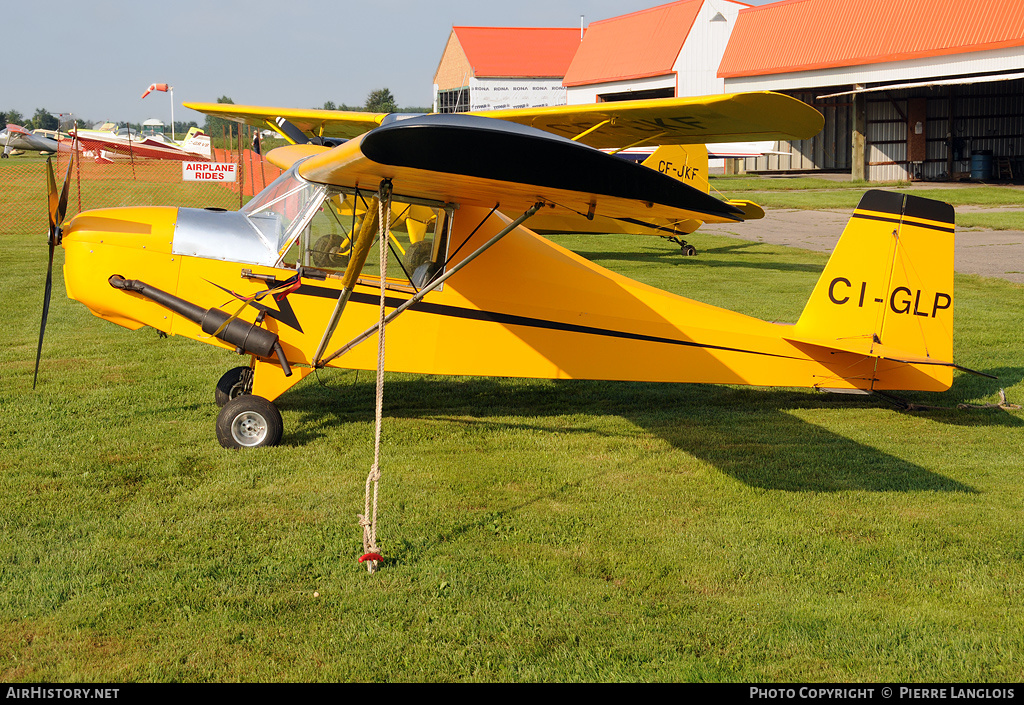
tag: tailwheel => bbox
[216,395,283,449]
[666,236,697,256]
[215,366,253,407]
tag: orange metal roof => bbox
[720,0,1024,78]
[563,0,708,87]
[451,27,583,78]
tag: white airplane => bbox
[1,124,66,157]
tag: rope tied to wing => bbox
[359,179,392,574]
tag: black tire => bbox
[682,244,697,257]
[215,366,252,407]
[403,240,432,271]
[216,395,283,449]
[312,234,348,268]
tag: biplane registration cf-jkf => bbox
[35,92,976,449]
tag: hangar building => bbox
[719,0,1024,181]
[562,0,751,103]
[432,27,582,113]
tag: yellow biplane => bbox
[35,92,976,450]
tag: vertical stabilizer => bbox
[641,144,710,194]
[790,190,956,389]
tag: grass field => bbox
[2,198,1023,682]
[709,176,1024,231]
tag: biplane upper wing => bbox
[273,114,744,224]
[477,91,824,150]
[182,102,388,140]
[186,91,822,151]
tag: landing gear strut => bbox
[215,366,253,407]
[667,236,697,256]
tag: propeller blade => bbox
[33,239,55,389]
[35,154,73,388]
[56,152,74,227]
[46,157,58,240]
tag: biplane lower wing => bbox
[290,114,744,223]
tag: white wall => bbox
[674,0,746,96]
[565,0,748,104]
[724,45,1024,93]
[469,77,567,111]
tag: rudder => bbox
[790,190,956,390]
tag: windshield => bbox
[242,166,325,256]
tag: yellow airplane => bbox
[35,93,979,450]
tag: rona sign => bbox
[182,162,237,182]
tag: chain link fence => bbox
[1,133,284,237]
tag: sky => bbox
[2,0,777,128]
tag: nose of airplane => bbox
[62,206,182,329]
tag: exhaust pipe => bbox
[109,275,291,376]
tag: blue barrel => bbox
[971,151,993,180]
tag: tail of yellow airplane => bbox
[786,190,957,391]
[641,144,710,193]
[641,145,765,222]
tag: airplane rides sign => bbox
[182,162,237,182]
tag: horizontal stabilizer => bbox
[725,199,764,221]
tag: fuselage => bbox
[61,205,914,403]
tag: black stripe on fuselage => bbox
[293,282,801,362]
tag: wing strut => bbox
[310,190,382,366]
[316,200,545,368]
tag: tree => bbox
[365,88,397,113]
[6,110,24,127]
[32,108,58,131]
[203,96,235,136]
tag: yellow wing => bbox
[290,114,744,224]
[186,91,822,150]
[478,92,824,150]
[182,102,386,140]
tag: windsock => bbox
[141,83,170,99]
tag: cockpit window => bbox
[278,188,454,291]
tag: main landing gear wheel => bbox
[215,366,253,407]
[216,395,283,449]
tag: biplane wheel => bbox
[215,366,253,407]
[216,395,283,449]
[681,244,697,257]
[312,234,348,268]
